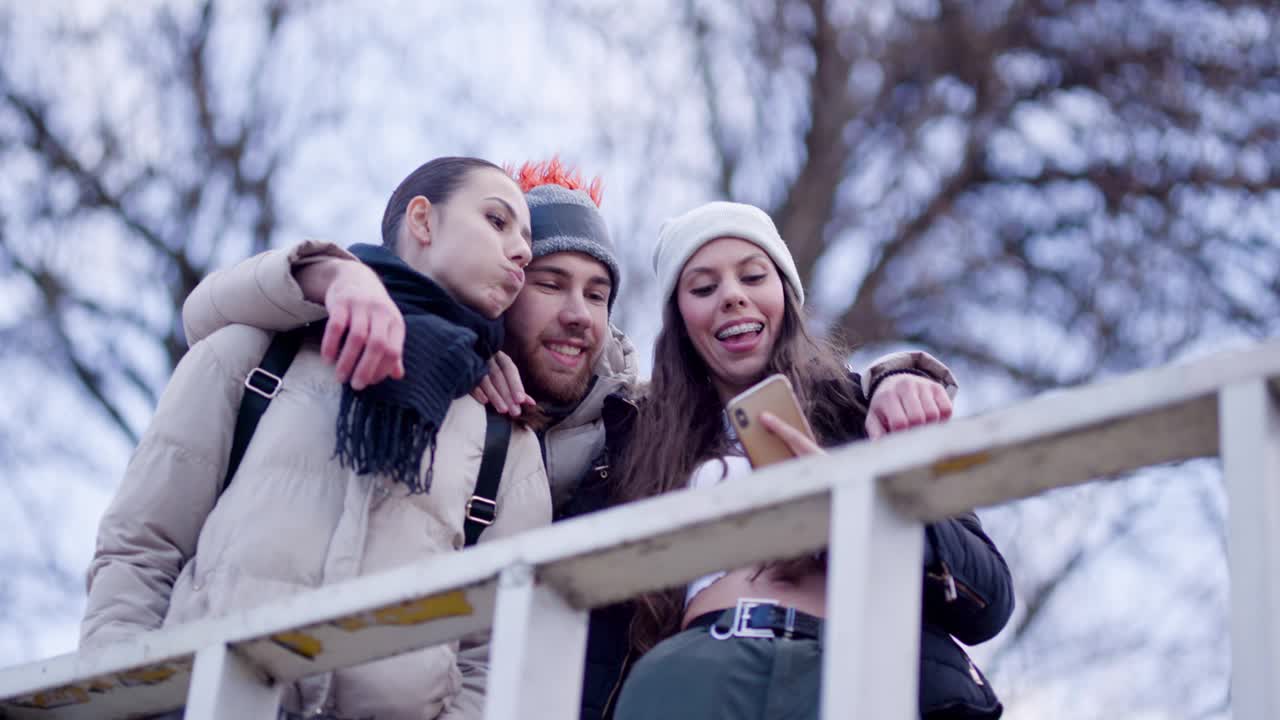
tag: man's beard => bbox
[506,338,595,407]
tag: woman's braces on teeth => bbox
[716,322,764,340]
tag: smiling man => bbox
[488,166,635,510]
[505,244,612,405]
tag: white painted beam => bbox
[0,653,193,720]
[185,643,281,720]
[538,486,833,609]
[822,477,923,720]
[0,572,505,718]
[485,565,588,720]
[236,581,498,682]
[1220,379,1280,720]
[884,394,1218,521]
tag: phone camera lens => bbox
[734,408,749,428]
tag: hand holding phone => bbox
[726,374,819,468]
[758,412,825,458]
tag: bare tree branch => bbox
[772,0,859,277]
[2,83,181,269]
[685,0,738,200]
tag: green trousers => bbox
[613,625,822,720]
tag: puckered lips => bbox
[543,336,590,369]
[501,266,526,296]
[714,317,765,354]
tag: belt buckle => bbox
[710,597,778,640]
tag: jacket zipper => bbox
[600,600,647,719]
[928,560,988,608]
[601,647,633,719]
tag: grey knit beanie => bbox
[525,183,621,311]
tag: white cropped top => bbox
[684,454,755,606]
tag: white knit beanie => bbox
[652,201,804,305]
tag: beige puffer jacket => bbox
[81,323,551,719]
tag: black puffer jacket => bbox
[918,513,1013,717]
[558,392,639,720]
[563,388,1014,719]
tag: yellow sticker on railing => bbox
[272,631,324,660]
[331,616,370,631]
[12,685,89,709]
[371,591,473,626]
[931,452,992,475]
[330,589,475,632]
[6,660,193,709]
[119,665,178,686]
[267,590,475,661]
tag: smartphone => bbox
[725,374,817,468]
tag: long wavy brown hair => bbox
[612,281,869,654]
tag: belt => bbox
[686,598,823,641]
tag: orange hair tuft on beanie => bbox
[509,157,603,207]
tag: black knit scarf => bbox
[334,243,504,493]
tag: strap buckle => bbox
[465,496,497,526]
[244,367,284,399]
[709,597,779,640]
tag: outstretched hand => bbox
[865,374,953,440]
[317,261,405,390]
[471,351,538,418]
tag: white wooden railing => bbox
[2,340,1278,720]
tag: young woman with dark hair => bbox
[611,202,1014,720]
[81,157,552,720]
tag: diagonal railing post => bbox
[822,475,923,719]
[1220,379,1280,719]
[184,643,282,720]
[484,563,589,720]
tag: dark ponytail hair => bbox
[380,156,504,247]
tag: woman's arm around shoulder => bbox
[182,239,355,345]
[184,240,404,391]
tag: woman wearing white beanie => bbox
[610,201,1013,719]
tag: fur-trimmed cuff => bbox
[867,368,932,401]
[860,350,959,400]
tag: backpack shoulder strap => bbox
[465,406,512,546]
[222,329,305,496]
